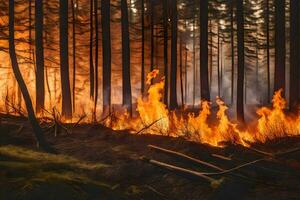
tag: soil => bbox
[1,115,300,200]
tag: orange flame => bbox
[112,70,299,147]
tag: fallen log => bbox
[148,144,225,172]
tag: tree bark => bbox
[169,0,178,110]
[59,0,72,119]
[179,38,184,107]
[94,0,99,120]
[102,0,112,116]
[231,0,235,104]
[121,0,132,114]
[274,0,285,94]
[289,0,300,110]
[35,0,45,115]
[217,24,220,97]
[9,0,54,153]
[89,0,94,98]
[150,0,154,74]
[199,0,210,101]
[163,0,168,107]
[236,0,245,123]
[71,0,76,112]
[141,0,145,95]
[265,0,270,103]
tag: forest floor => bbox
[0,115,300,200]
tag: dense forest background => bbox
[0,0,299,123]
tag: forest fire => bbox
[110,70,300,147]
[1,0,300,198]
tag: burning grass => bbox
[108,71,300,148]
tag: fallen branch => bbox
[136,118,163,135]
[141,156,224,188]
[247,146,300,158]
[200,159,266,176]
[148,144,224,172]
[211,154,232,161]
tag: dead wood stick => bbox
[200,159,266,176]
[136,118,163,135]
[248,146,300,158]
[211,154,232,161]
[141,157,223,187]
[148,145,224,172]
[70,115,86,133]
[13,124,24,134]
[144,185,167,199]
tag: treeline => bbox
[1,0,300,150]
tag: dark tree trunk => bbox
[265,0,270,103]
[274,0,285,93]
[59,0,72,119]
[121,0,132,114]
[217,24,220,97]
[256,41,259,103]
[289,0,300,110]
[150,0,154,74]
[71,0,76,111]
[35,0,45,114]
[169,0,178,110]
[102,0,111,116]
[141,0,145,95]
[89,0,94,98]
[9,0,54,153]
[192,19,196,108]
[209,19,213,91]
[231,0,235,104]
[185,46,188,104]
[94,0,99,120]
[236,0,245,123]
[179,38,184,107]
[199,0,210,101]
[163,0,168,106]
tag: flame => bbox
[256,89,300,142]
[111,71,299,147]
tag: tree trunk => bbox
[102,0,111,116]
[89,0,94,98]
[94,0,99,120]
[59,0,72,119]
[209,19,213,91]
[199,0,210,101]
[71,0,76,112]
[185,46,188,105]
[179,38,184,107]
[9,0,54,153]
[265,0,270,103]
[141,0,145,95]
[274,0,285,93]
[121,0,132,114]
[169,0,178,110]
[231,0,235,104]
[217,24,220,97]
[192,19,196,108]
[236,0,245,123]
[35,0,45,115]
[163,0,168,106]
[289,0,300,110]
[150,0,154,74]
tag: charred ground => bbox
[0,115,300,200]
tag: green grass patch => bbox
[0,145,121,200]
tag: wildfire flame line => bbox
[111,70,300,147]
